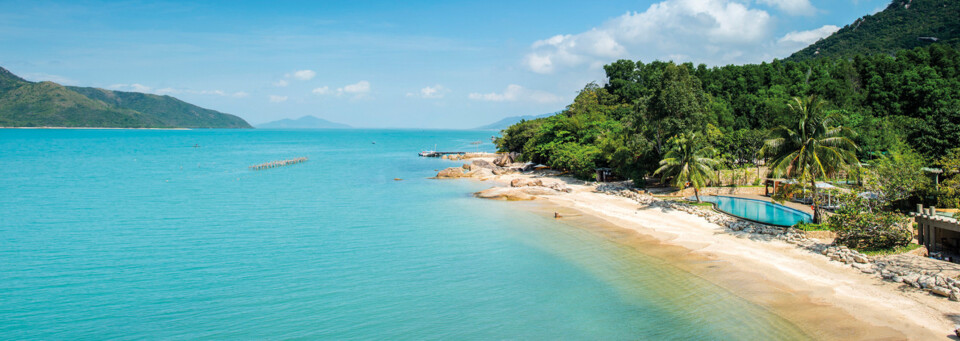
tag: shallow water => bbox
[0,129,810,339]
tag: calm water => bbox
[698,196,813,226]
[0,129,809,339]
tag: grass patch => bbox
[679,200,714,207]
[857,243,922,256]
[793,222,834,231]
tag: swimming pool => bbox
[694,196,813,227]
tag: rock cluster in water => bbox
[434,159,535,180]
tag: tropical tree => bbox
[861,147,931,210]
[654,133,719,202]
[760,96,860,222]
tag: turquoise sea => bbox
[0,129,810,339]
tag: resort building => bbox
[913,204,960,261]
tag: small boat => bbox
[470,140,482,145]
[419,144,439,157]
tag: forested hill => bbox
[496,44,960,181]
[0,67,251,128]
[787,0,960,62]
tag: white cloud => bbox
[468,84,561,104]
[109,83,153,92]
[778,25,840,46]
[757,0,816,16]
[407,85,449,99]
[19,73,78,85]
[524,0,774,73]
[149,87,248,98]
[289,69,316,81]
[312,86,330,95]
[268,95,288,103]
[273,80,289,87]
[337,80,371,99]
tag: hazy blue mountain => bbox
[257,115,352,129]
[474,112,558,130]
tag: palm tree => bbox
[760,96,859,222]
[655,133,719,202]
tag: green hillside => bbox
[0,67,251,128]
[69,87,250,128]
[787,0,960,62]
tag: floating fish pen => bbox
[249,157,308,170]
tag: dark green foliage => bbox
[495,83,641,180]
[788,0,960,62]
[936,148,960,208]
[0,66,251,128]
[862,147,932,210]
[499,44,960,185]
[830,193,913,249]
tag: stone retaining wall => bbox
[803,230,837,240]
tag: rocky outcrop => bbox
[435,167,467,178]
[471,159,497,170]
[494,152,519,167]
[442,152,496,161]
[470,168,495,179]
[511,178,543,187]
[474,187,558,201]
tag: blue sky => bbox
[0,0,889,128]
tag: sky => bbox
[0,0,891,128]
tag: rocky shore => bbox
[592,183,960,303]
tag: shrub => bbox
[829,193,912,249]
[546,142,601,179]
[793,222,831,231]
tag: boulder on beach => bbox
[510,178,543,187]
[494,152,519,167]
[471,159,497,170]
[469,168,495,179]
[435,167,466,178]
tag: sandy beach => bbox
[444,156,960,340]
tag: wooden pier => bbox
[249,157,308,170]
[419,151,466,157]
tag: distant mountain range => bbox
[786,0,960,62]
[474,112,558,130]
[257,115,351,129]
[0,67,251,128]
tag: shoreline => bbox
[443,156,957,339]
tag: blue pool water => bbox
[697,196,813,226]
[0,129,809,339]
